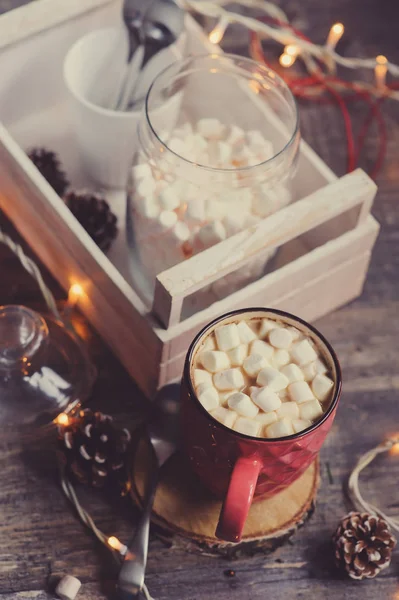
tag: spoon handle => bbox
[116,44,145,111]
[117,468,159,597]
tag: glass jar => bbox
[127,54,300,307]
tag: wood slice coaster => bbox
[131,437,320,558]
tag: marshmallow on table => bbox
[312,374,334,401]
[250,339,274,361]
[299,399,323,421]
[259,319,279,338]
[269,327,293,349]
[237,321,257,344]
[281,364,305,384]
[276,401,300,420]
[227,344,248,366]
[215,323,240,351]
[257,366,289,392]
[197,118,226,139]
[211,406,237,429]
[272,349,291,368]
[266,418,294,439]
[197,385,220,411]
[233,417,261,437]
[292,418,312,433]
[255,411,278,426]
[56,576,82,600]
[193,369,213,388]
[243,353,268,377]
[200,350,230,372]
[290,339,318,366]
[288,381,315,404]
[252,387,281,413]
[228,392,259,418]
[214,368,245,391]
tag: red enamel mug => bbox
[181,308,342,543]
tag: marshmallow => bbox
[315,358,328,374]
[266,418,294,439]
[218,390,235,406]
[185,197,206,222]
[227,125,245,146]
[224,214,248,237]
[137,177,157,198]
[197,221,226,248]
[237,321,257,344]
[200,350,230,372]
[246,130,268,149]
[214,368,245,391]
[159,186,181,211]
[186,133,208,159]
[132,163,152,180]
[158,210,178,230]
[255,411,278,426]
[227,344,248,366]
[250,339,274,361]
[276,401,300,420]
[172,221,191,243]
[311,374,334,401]
[197,118,225,139]
[301,362,317,382]
[259,319,278,338]
[56,575,82,600]
[299,399,323,421]
[292,418,312,434]
[211,406,237,429]
[215,323,240,351]
[252,190,277,218]
[193,369,213,389]
[290,339,318,366]
[287,326,302,342]
[233,417,261,437]
[202,336,216,351]
[197,386,220,411]
[269,328,293,349]
[252,387,281,413]
[209,140,232,166]
[257,367,289,391]
[288,381,315,404]
[243,353,268,377]
[169,137,188,156]
[205,199,228,221]
[280,364,305,384]
[136,196,160,219]
[228,392,259,418]
[272,349,291,368]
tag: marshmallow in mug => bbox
[192,316,335,439]
[131,119,291,279]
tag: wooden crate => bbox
[0,0,379,398]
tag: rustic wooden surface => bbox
[0,1,398,599]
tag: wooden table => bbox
[0,1,398,598]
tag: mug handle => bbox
[216,457,261,543]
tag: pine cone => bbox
[28,147,69,196]
[333,512,396,580]
[58,409,131,491]
[64,191,118,252]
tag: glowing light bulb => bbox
[389,438,399,455]
[326,22,344,50]
[108,536,127,554]
[375,55,388,90]
[279,53,295,68]
[68,283,84,307]
[208,17,229,45]
[285,44,299,57]
[55,412,70,426]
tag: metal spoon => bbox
[117,383,180,599]
[116,0,184,111]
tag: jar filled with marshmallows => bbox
[126,54,300,306]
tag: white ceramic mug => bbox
[63,26,186,189]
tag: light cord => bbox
[0,227,60,320]
[348,437,399,532]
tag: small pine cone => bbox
[333,512,396,580]
[64,191,118,252]
[58,409,131,491]
[28,147,69,196]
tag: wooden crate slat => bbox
[155,215,379,360]
[153,169,377,328]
